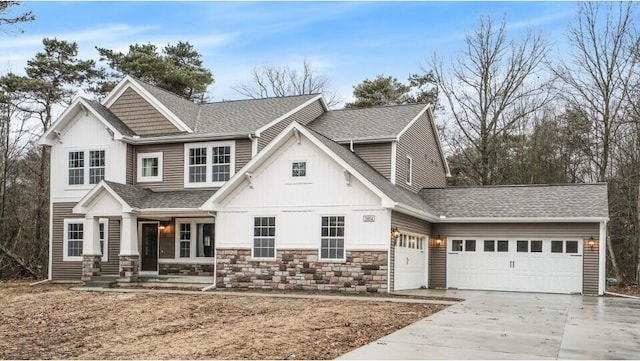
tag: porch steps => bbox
[83,275,118,288]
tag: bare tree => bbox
[0,1,34,34]
[552,2,639,283]
[234,59,339,107]
[431,15,551,185]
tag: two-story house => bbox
[39,76,609,295]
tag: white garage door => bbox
[447,238,582,294]
[394,234,426,291]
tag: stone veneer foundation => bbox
[159,263,214,276]
[81,255,101,281]
[119,255,139,281]
[216,249,388,292]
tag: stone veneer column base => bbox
[81,255,101,281]
[118,255,139,282]
[216,249,388,293]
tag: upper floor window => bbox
[184,142,235,187]
[406,155,413,185]
[137,152,163,183]
[68,149,106,186]
[292,161,307,177]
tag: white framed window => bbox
[63,218,108,262]
[291,161,307,177]
[137,152,163,182]
[175,218,215,261]
[253,216,276,259]
[320,216,345,260]
[184,141,235,187]
[67,149,107,186]
[406,155,413,185]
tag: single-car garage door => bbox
[447,238,582,294]
[394,234,427,290]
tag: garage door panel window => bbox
[517,240,528,252]
[531,240,543,253]
[566,241,578,253]
[465,240,476,252]
[484,240,495,252]
[497,240,509,252]
[551,241,563,253]
[452,240,463,251]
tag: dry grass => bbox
[0,281,448,360]
[607,285,640,297]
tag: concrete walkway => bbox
[70,286,458,305]
[339,290,640,359]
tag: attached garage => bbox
[394,234,427,290]
[421,184,610,295]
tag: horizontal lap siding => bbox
[132,143,185,191]
[258,99,325,151]
[429,239,446,288]
[235,138,252,172]
[109,88,180,135]
[391,211,431,235]
[101,218,121,275]
[583,241,599,295]
[396,112,446,192]
[431,223,600,239]
[126,144,134,184]
[52,203,81,280]
[158,220,176,259]
[353,143,392,180]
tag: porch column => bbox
[81,216,101,281]
[119,213,139,282]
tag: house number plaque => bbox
[363,215,375,222]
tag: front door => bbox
[141,223,158,272]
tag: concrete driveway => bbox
[339,290,640,359]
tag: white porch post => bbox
[81,216,101,281]
[598,220,607,296]
[119,213,139,281]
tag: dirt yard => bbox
[607,285,640,297]
[0,282,448,360]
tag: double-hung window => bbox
[320,216,345,260]
[253,217,275,259]
[68,149,106,186]
[176,219,215,260]
[137,152,163,182]
[185,142,235,187]
[63,218,108,262]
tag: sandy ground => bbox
[0,282,448,360]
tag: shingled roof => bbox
[419,183,609,219]
[82,99,136,137]
[103,181,213,209]
[307,103,428,142]
[132,78,321,136]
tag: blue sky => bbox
[1,1,577,104]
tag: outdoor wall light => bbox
[158,225,166,232]
[588,236,596,250]
[391,226,400,240]
[435,234,443,246]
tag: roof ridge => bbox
[204,93,320,105]
[332,102,429,112]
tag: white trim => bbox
[254,94,323,136]
[598,220,607,295]
[251,136,259,157]
[425,107,451,177]
[99,218,109,262]
[65,147,108,189]
[203,121,397,211]
[184,141,236,188]
[102,76,192,133]
[72,181,134,215]
[137,152,164,183]
[390,141,397,185]
[39,98,125,146]
[138,221,160,273]
[251,215,277,261]
[405,155,413,186]
[290,160,308,179]
[435,216,609,223]
[174,218,216,262]
[63,219,84,262]
[396,105,430,139]
[318,214,347,262]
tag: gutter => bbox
[434,216,610,223]
[121,132,254,145]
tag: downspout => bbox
[30,279,52,286]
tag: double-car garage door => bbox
[447,238,583,293]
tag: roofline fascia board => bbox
[434,216,610,223]
[202,121,395,209]
[137,208,205,213]
[254,94,323,136]
[334,137,398,144]
[72,181,134,214]
[39,98,125,146]
[395,104,430,140]
[426,106,451,176]
[102,76,193,133]
[393,203,440,222]
[121,132,252,144]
